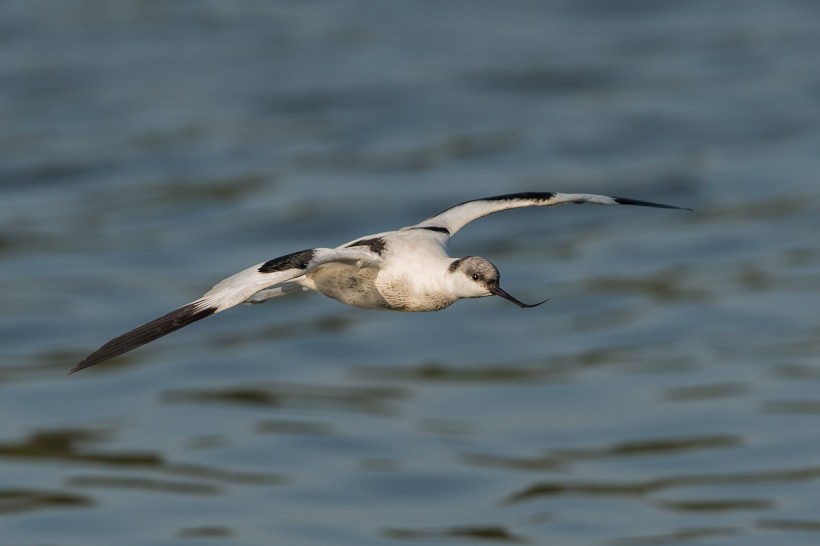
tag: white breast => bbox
[375,271,458,311]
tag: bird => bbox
[71,192,690,374]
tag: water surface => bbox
[2,1,820,545]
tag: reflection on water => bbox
[2,1,820,545]
[509,464,820,500]
[0,429,161,466]
[68,475,222,496]
[0,427,281,504]
[0,489,91,516]
[177,525,234,539]
[610,527,741,546]
[384,525,526,543]
[163,382,407,416]
[462,434,742,472]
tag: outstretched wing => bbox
[408,192,690,238]
[71,247,380,374]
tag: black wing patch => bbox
[345,237,387,255]
[613,196,693,210]
[481,192,557,203]
[413,226,450,235]
[70,303,217,374]
[259,249,316,273]
[422,192,559,222]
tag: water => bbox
[2,1,820,544]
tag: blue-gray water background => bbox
[2,2,820,545]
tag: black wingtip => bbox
[69,303,217,374]
[613,196,692,211]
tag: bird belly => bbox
[308,263,392,310]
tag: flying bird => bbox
[71,192,689,373]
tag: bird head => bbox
[448,256,546,308]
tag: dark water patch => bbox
[165,386,285,407]
[548,434,742,461]
[460,423,735,477]
[509,480,658,501]
[162,382,407,416]
[160,462,282,486]
[656,498,773,512]
[67,475,221,496]
[384,524,526,543]
[508,465,820,503]
[352,359,569,384]
[0,427,281,486]
[0,488,92,515]
[177,525,234,538]
[460,451,566,473]
[611,526,741,546]
[131,173,273,207]
[0,428,161,466]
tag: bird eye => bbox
[471,273,480,281]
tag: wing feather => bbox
[71,247,379,373]
[410,192,689,238]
